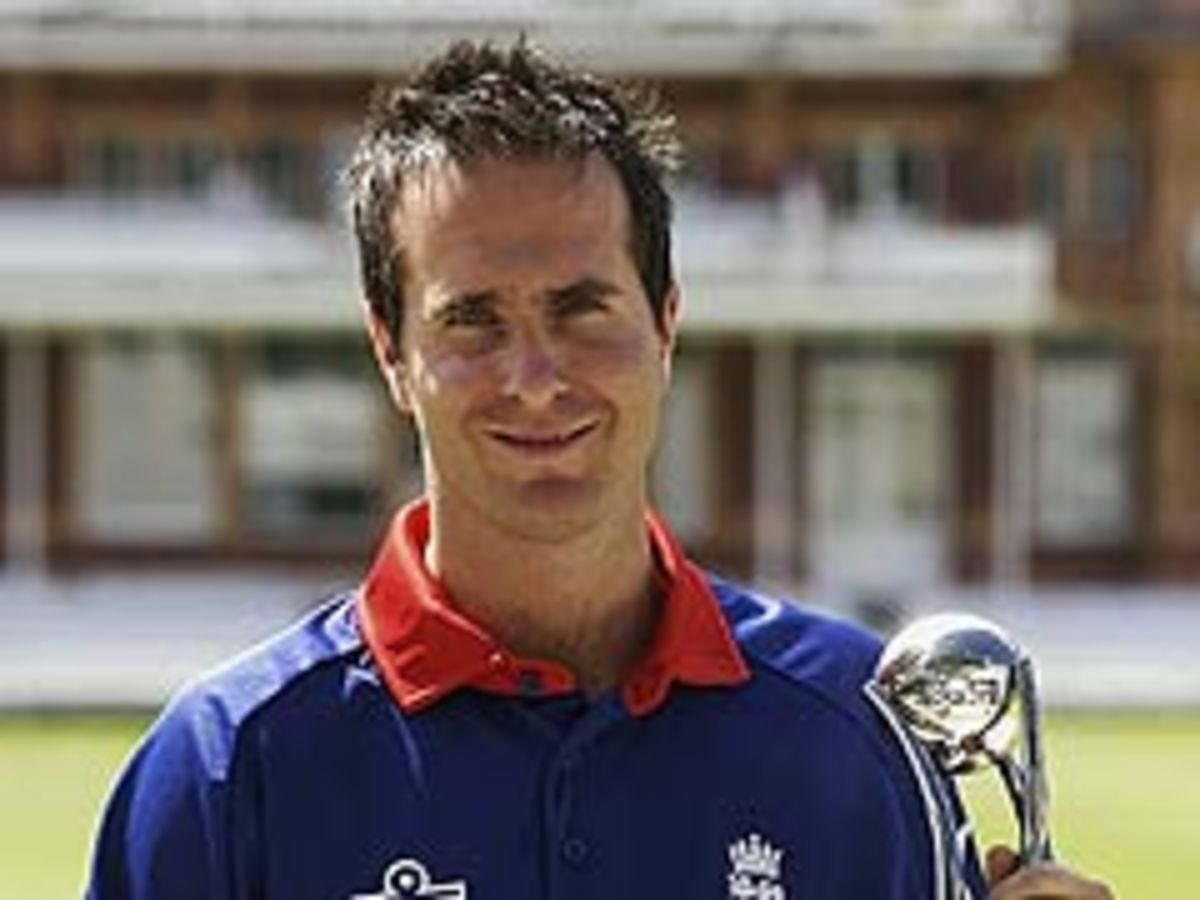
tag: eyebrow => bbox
[545,277,621,304]
[433,277,621,316]
[429,290,500,323]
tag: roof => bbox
[0,0,1068,76]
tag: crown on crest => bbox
[728,833,783,881]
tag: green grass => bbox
[961,713,1200,898]
[0,713,150,900]
[1,712,1197,898]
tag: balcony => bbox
[674,185,1056,334]
[0,180,1055,335]
[0,190,357,330]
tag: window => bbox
[249,136,313,214]
[652,344,715,547]
[809,352,950,529]
[157,134,222,197]
[237,337,399,540]
[818,133,942,220]
[76,129,225,199]
[73,334,221,541]
[1034,347,1134,547]
[894,141,942,218]
[71,334,420,551]
[77,133,144,195]
[819,144,861,217]
[806,349,952,588]
[1088,131,1138,237]
[1026,132,1066,228]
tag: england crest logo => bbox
[351,857,468,900]
[727,832,786,900]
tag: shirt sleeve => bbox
[84,695,235,900]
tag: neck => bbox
[425,498,659,695]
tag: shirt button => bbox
[517,668,543,695]
[562,837,590,867]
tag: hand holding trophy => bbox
[869,613,1054,896]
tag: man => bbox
[87,40,1113,900]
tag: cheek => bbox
[579,340,669,430]
[408,348,494,400]
[570,325,668,382]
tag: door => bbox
[806,351,952,590]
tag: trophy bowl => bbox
[874,613,1022,775]
[872,612,1053,866]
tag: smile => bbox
[486,421,598,453]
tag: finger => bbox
[987,861,1115,900]
[985,845,1019,887]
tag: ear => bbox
[362,301,414,414]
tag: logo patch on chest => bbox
[351,858,468,899]
[727,832,786,900]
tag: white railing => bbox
[562,0,1067,32]
[674,186,1055,332]
[0,190,357,328]
[0,185,1054,332]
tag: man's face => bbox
[372,154,678,541]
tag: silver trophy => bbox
[871,613,1053,867]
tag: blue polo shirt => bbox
[87,500,982,899]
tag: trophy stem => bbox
[1018,657,1053,864]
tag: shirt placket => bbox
[540,696,626,900]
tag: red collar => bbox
[356,498,750,716]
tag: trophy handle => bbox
[989,658,1053,864]
[1017,657,1054,864]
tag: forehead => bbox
[390,154,633,289]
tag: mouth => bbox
[486,421,599,455]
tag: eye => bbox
[439,297,502,330]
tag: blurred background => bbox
[0,0,1197,896]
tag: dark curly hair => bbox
[346,38,682,349]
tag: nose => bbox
[500,326,568,408]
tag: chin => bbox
[497,479,611,542]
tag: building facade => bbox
[2,0,1198,612]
